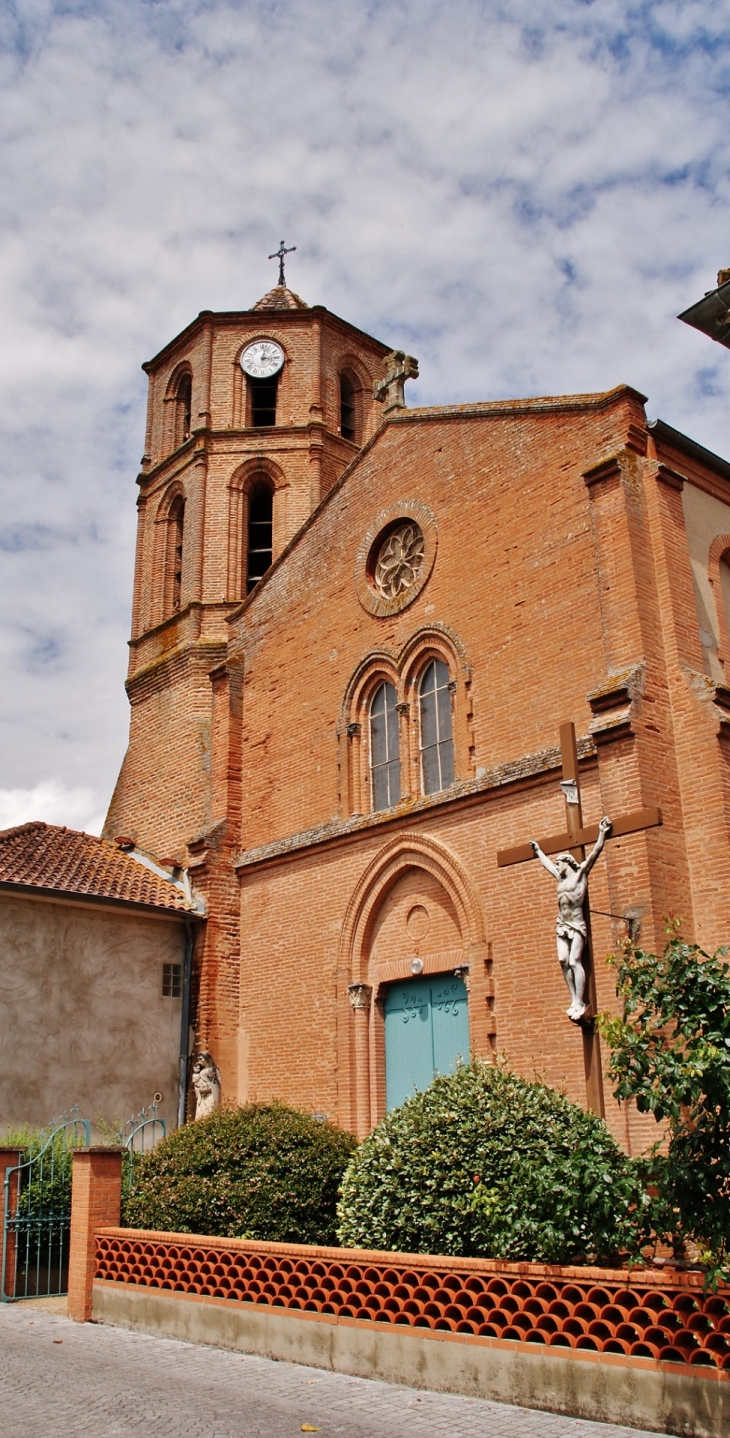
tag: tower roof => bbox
[250,285,309,312]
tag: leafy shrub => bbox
[599,927,730,1281]
[1,1122,41,1149]
[123,1102,357,1244]
[17,1136,73,1232]
[337,1060,643,1263]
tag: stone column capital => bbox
[348,982,372,1011]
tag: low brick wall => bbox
[91,1229,730,1436]
[92,1282,730,1438]
[95,1229,730,1369]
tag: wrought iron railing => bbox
[120,1100,166,1187]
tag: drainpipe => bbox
[177,919,195,1128]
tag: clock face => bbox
[240,340,285,379]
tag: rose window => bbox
[374,522,425,600]
[355,501,436,617]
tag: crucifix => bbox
[268,239,296,287]
[496,722,662,1116]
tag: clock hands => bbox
[240,341,285,378]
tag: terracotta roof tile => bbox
[0,822,200,914]
[250,286,309,312]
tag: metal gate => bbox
[1,1110,90,1302]
[121,1099,166,1189]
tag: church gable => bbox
[229,385,648,854]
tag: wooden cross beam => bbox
[496,806,662,869]
[496,722,662,1117]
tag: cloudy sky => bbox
[1,0,729,835]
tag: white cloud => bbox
[0,0,729,813]
[0,780,105,836]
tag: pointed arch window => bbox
[370,681,400,811]
[166,495,185,614]
[246,480,273,592]
[174,373,192,448]
[419,659,454,794]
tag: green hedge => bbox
[337,1061,643,1263]
[123,1102,357,1244]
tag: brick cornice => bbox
[236,737,597,873]
[582,454,622,488]
[142,305,389,375]
[394,385,648,427]
[626,421,648,455]
[712,681,730,735]
[128,601,236,653]
[128,601,199,651]
[586,663,644,744]
[655,464,685,492]
[137,434,200,488]
[126,638,227,703]
[587,665,644,712]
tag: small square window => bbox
[162,963,182,998]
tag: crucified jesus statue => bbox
[529,816,612,1023]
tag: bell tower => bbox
[104,281,390,857]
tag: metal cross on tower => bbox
[268,240,296,288]
[496,722,662,1116]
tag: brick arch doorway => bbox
[371,869,470,1111]
[339,834,488,1137]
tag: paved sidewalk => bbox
[0,1302,672,1438]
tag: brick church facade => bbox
[104,280,730,1150]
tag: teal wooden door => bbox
[383,974,469,1111]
